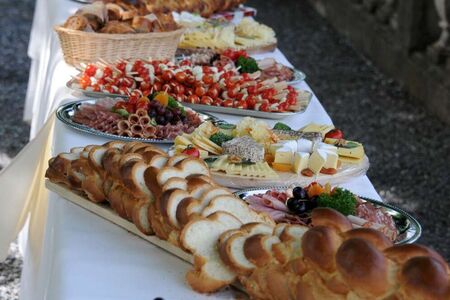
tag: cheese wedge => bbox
[274,147,294,165]
[174,135,192,147]
[296,138,313,153]
[308,149,327,174]
[301,123,334,136]
[293,152,310,174]
[324,138,365,159]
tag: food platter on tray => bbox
[56,99,223,144]
[182,90,311,119]
[66,79,312,120]
[234,187,422,245]
[210,155,370,188]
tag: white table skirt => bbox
[19,1,381,299]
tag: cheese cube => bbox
[308,150,327,174]
[322,150,338,169]
[274,147,294,165]
[297,138,313,153]
[269,143,284,155]
[294,152,310,174]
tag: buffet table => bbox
[11,1,381,299]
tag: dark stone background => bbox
[0,0,449,298]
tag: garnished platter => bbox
[235,186,422,245]
[66,56,310,119]
[173,118,370,187]
[56,98,221,144]
[181,89,311,119]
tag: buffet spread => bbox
[38,0,450,299]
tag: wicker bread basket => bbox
[54,26,185,66]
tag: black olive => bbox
[292,186,307,199]
[287,198,308,214]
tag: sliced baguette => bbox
[181,212,242,293]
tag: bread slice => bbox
[219,223,274,275]
[103,141,125,149]
[167,154,190,166]
[162,177,187,193]
[120,161,153,199]
[243,234,281,267]
[122,141,143,153]
[148,154,168,169]
[157,158,209,186]
[132,201,153,235]
[181,212,242,293]
[87,146,108,174]
[273,223,288,237]
[159,189,190,229]
[201,195,274,225]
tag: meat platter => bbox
[56,98,222,144]
[235,186,422,245]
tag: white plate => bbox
[210,155,370,189]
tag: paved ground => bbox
[0,0,449,298]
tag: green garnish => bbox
[204,157,218,164]
[115,108,129,118]
[236,56,260,74]
[217,123,236,130]
[317,188,357,216]
[273,122,292,131]
[209,132,234,146]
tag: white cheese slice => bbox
[294,152,310,174]
[274,147,294,165]
[297,138,313,153]
[279,140,297,152]
[322,150,338,169]
[308,150,327,174]
[314,142,338,153]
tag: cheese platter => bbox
[173,118,370,188]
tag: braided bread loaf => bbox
[46,142,449,299]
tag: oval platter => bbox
[56,99,222,144]
[234,187,422,245]
[209,155,370,189]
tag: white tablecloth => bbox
[17,1,381,299]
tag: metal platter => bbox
[289,68,307,85]
[234,187,422,245]
[66,79,313,120]
[56,99,222,144]
[182,90,312,120]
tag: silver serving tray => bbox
[289,69,307,85]
[182,90,312,120]
[66,81,312,120]
[56,99,222,144]
[234,187,422,245]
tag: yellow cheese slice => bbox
[324,138,365,159]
